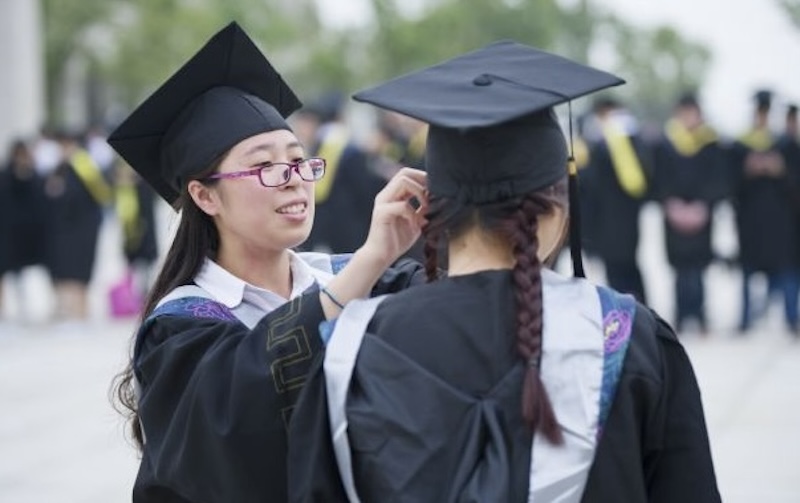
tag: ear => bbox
[188,180,221,216]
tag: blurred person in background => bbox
[108,23,427,503]
[85,125,118,176]
[651,93,730,335]
[43,131,112,323]
[731,90,799,335]
[365,110,429,261]
[779,103,800,336]
[110,161,161,316]
[368,109,427,178]
[581,97,651,303]
[0,139,49,323]
[32,125,62,177]
[295,91,387,254]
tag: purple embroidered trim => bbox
[603,309,632,353]
[150,297,238,323]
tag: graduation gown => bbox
[730,138,798,272]
[777,133,800,266]
[303,126,387,254]
[580,136,650,264]
[0,162,49,273]
[651,135,730,268]
[44,159,104,282]
[131,258,423,503]
[287,270,720,502]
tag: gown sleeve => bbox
[132,292,326,503]
[643,315,721,503]
[132,260,424,503]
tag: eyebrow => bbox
[242,141,303,157]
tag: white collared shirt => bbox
[188,250,336,328]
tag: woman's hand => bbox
[359,167,428,268]
[319,167,427,319]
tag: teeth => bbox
[277,203,306,214]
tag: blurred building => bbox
[0,0,45,154]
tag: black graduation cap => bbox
[353,40,624,276]
[107,22,302,205]
[676,92,700,109]
[754,89,773,112]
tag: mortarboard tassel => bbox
[567,101,585,278]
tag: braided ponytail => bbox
[423,231,440,283]
[423,181,567,444]
[509,193,563,445]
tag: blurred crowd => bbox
[0,126,159,326]
[0,88,798,338]
[576,89,799,337]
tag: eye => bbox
[291,157,304,164]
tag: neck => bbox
[216,244,293,298]
[447,226,514,276]
[446,212,565,277]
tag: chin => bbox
[286,226,313,250]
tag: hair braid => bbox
[423,230,440,283]
[511,195,563,445]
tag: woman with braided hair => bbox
[288,42,720,503]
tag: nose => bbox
[281,164,304,187]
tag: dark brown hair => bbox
[111,161,222,451]
[423,178,568,445]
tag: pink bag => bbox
[108,270,143,318]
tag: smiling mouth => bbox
[276,202,307,215]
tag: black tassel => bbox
[568,157,585,278]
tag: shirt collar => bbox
[194,250,320,309]
[287,249,319,297]
[194,258,247,308]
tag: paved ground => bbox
[0,204,798,502]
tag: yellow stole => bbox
[407,124,428,163]
[116,182,140,248]
[665,119,718,157]
[313,125,350,204]
[70,149,113,205]
[601,120,647,198]
[738,127,775,152]
[573,137,590,169]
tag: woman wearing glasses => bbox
[108,23,427,503]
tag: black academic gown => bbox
[0,163,49,273]
[730,140,798,272]
[44,159,104,282]
[123,182,159,266]
[131,260,423,503]
[288,271,720,503]
[580,137,650,264]
[777,134,800,266]
[303,130,386,254]
[651,137,730,268]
